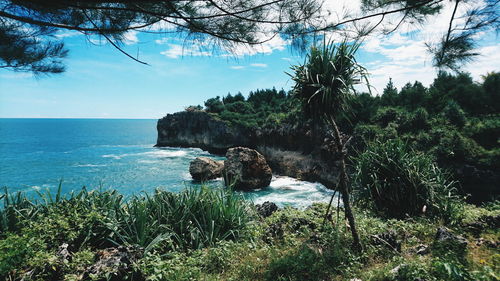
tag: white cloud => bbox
[155,37,169,45]
[353,0,500,93]
[466,45,500,79]
[230,66,245,70]
[55,31,80,39]
[123,31,139,45]
[250,63,268,68]
[160,44,211,59]
[225,34,289,57]
[88,37,106,45]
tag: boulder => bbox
[224,147,272,190]
[256,201,278,218]
[189,157,224,181]
[83,246,142,279]
[435,227,468,247]
[433,227,468,254]
[371,230,401,252]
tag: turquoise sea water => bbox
[0,118,335,207]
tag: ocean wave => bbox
[269,176,333,193]
[102,149,188,160]
[137,159,160,164]
[102,154,123,159]
[141,150,188,158]
[73,164,107,167]
[245,176,336,208]
[93,144,156,148]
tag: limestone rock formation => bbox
[189,157,224,181]
[224,147,272,190]
[156,111,251,154]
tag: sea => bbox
[0,118,335,208]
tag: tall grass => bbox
[0,185,250,251]
[112,187,250,251]
[354,139,464,222]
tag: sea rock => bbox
[256,201,278,218]
[224,147,272,190]
[189,157,224,181]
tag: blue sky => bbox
[1,1,498,119]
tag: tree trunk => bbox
[327,116,362,250]
[338,155,362,250]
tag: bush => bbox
[0,186,250,252]
[354,139,463,221]
[372,107,403,127]
[113,187,251,250]
[443,101,467,128]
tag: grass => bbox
[0,185,498,281]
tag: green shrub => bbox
[432,130,484,166]
[111,186,250,250]
[265,242,353,281]
[354,139,464,221]
[1,186,250,252]
[431,258,473,281]
[372,107,403,127]
[444,101,467,128]
[0,233,42,278]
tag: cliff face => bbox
[156,111,252,154]
[156,111,342,188]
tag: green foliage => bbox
[467,116,500,150]
[0,185,251,280]
[266,244,348,281]
[113,187,250,250]
[0,233,42,278]
[289,40,368,121]
[482,72,500,112]
[204,87,295,130]
[380,78,398,106]
[204,96,225,113]
[223,92,245,104]
[354,139,464,221]
[372,107,405,127]
[431,258,473,281]
[225,101,255,114]
[444,100,467,128]
[0,186,498,281]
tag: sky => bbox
[0,1,498,119]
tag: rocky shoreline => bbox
[157,110,498,202]
[156,111,342,189]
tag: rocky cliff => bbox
[156,111,252,154]
[156,111,497,202]
[156,111,342,188]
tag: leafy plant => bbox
[354,138,464,221]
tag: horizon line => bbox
[0,117,161,120]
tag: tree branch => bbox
[82,10,149,65]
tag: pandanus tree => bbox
[289,40,369,250]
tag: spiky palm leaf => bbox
[289,40,369,121]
